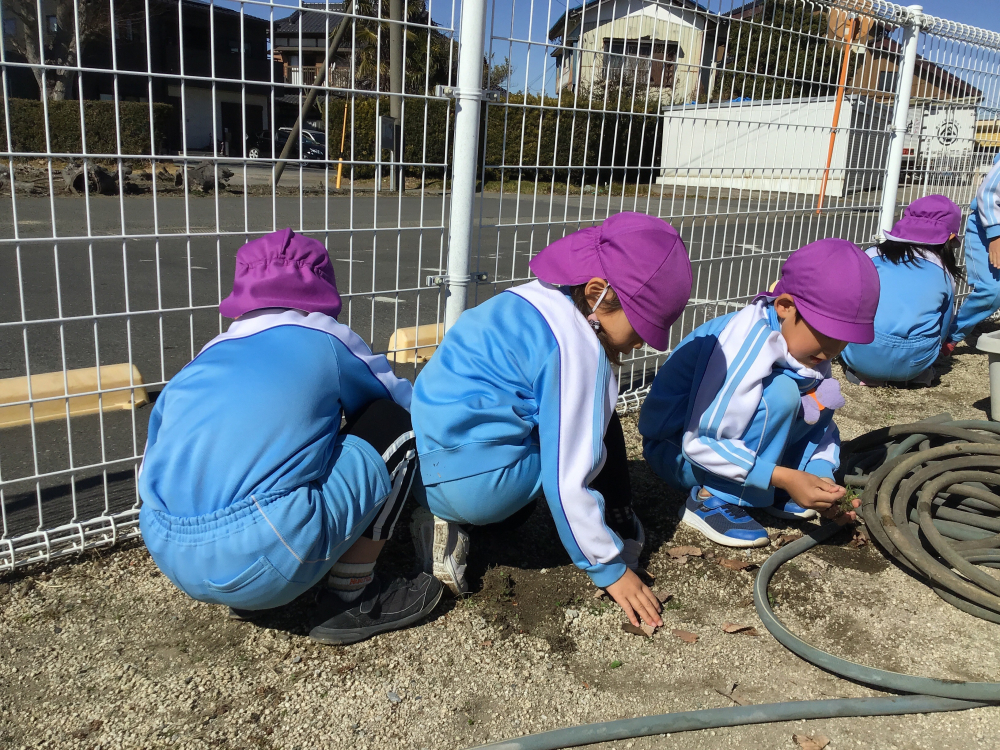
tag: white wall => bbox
[166,85,269,152]
[657,98,851,196]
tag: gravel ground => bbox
[2,330,1000,750]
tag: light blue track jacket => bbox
[411,281,626,587]
[639,300,838,487]
[975,154,1000,244]
[864,247,955,342]
[138,308,412,518]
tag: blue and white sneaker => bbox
[679,488,770,548]
[764,495,819,521]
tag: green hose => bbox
[469,419,1000,750]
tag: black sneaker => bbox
[308,571,444,645]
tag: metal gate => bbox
[0,0,998,570]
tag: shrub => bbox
[0,98,173,156]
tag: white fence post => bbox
[878,4,924,237]
[444,0,487,331]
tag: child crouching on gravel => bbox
[639,239,878,548]
[409,212,693,629]
[841,194,963,387]
[138,228,442,645]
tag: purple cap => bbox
[763,239,880,345]
[219,228,342,319]
[528,212,692,351]
[884,194,961,246]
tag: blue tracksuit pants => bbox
[951,211,1000,343]
[643,371,836,508]
[140,434,392,611]
[841,330,940,383]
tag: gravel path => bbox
[2,335,1000,750]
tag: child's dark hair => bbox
[570,283,624,365]
[876,237,963,281]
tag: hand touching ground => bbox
[605,568,663,628]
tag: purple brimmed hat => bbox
[761,239,880,345]
[884,194,961,246]
[528,212,692,351]
[219,228,341,319]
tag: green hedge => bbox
[324,92,658,182]
[480,93,661,183]
[0,98,173,156]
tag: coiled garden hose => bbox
[471,418,1000,750]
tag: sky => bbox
[219,0,1000,99]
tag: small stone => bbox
[184,676,193,685]
[540,569,548,574]
[53,626,62,634]
[291,656,302,664]
[564,609,580,622]
[387,691,402,704]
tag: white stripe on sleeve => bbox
[509,282,621,567]
[197,308,412,409]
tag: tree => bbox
[5,0,145,100]
[350,0,454,94]
[485,54,511,91]
[713,0,856,102]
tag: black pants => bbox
[342,399,418,542]
[590,412,635,539]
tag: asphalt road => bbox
[0,192,881,539]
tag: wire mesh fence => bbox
[0,0,998,570]
[0,0,459,569]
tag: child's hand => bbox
[820,494,861,524]
[772,468,846,510]
[605,568,663,628]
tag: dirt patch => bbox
[3,325,1000,749]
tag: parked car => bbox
[245,127,327,162]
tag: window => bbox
[46,15,57,34]
[115,18,134,41]
[601,37,677,87]
[3,19,16,36]
[229,39,239,54]
[877,70,898,92]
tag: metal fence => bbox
[0,0,997,571]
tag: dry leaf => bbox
[336,663,356,674]
[653,589,672,604]
[793,733,831,750]
[671,629,698,644]
[622,622,656,638]
[721,622,760,636]
[672,555,689,565]
[668,545,703,558]
[593,588,608,600]
[773,533,803,548]
[849,526,869,548]
[719,558,757,571]
[482,639,493,647]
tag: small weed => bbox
[468,719,475,726]
[609,660,622,669]
[664,598,683,611]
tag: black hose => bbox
[468,419,1000,750]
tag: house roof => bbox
[274,3,348,35]
[547,0,709,42]
[721,0,767,21]
[177,0,271,26]
[869,34,982,100]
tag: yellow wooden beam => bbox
[386,323,445,364]
[0,364,149,429]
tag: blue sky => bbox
[221,0,1000,99]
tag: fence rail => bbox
[0,0,997,571]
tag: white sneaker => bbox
[409,507,470,596]
[619,515,645,571]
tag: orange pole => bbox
[816,18,860,214]
[335,101,348,189]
